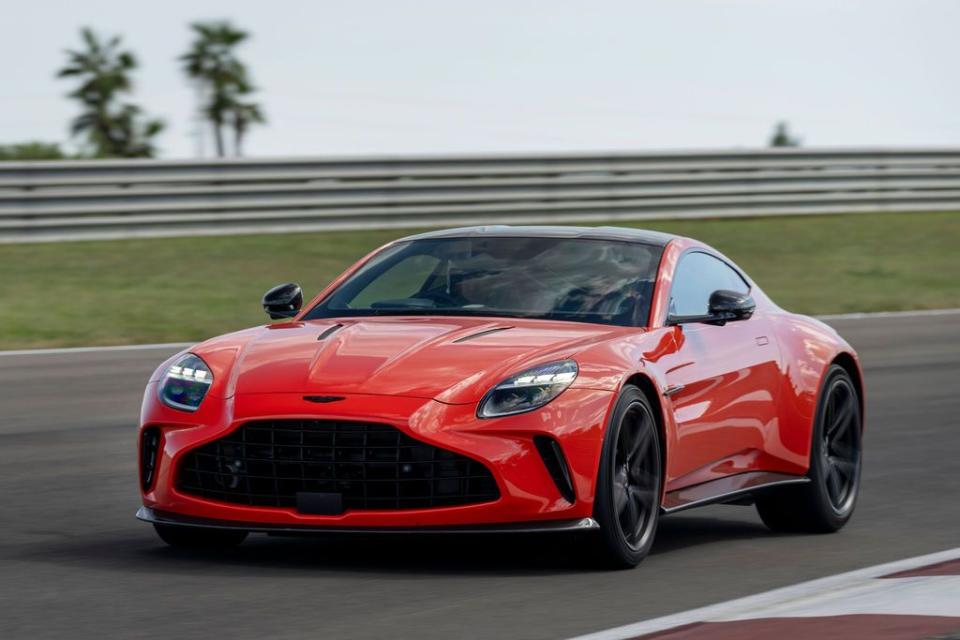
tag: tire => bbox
[592,385,663,568]
[756,364,862,533]
[154,524,248,549]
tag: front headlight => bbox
[159,353,213,412]
[478,359,578,418]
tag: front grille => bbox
[176,420,499,511]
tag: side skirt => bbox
[661,471,809,514]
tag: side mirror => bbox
[262,283,303,319]
[667,289,755,326]
[707,289,755,324]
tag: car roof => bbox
[397,225,677,247]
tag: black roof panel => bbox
[399,225,677,246]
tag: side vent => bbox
[140,427,161,491]
[317,323,344,341]
[533,435,576,504]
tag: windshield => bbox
[305,236,664,327]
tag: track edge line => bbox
[566,547,960,640]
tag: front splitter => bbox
[137,506,598,535]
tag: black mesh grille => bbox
[176,420,499,510]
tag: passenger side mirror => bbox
[262,283,303,319]
[667,289,755,326]
[707,289,755,324]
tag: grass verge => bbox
[2,211,958,349]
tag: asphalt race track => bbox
[1,313,958,639]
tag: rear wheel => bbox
[756,365,862,533]
[592,386,662,568]
[154,524,248,549]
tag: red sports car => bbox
[137,226,864,567]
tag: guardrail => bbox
[2,148,960,243]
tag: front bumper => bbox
[139,386,614,529]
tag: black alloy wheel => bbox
[613,402,661,549]
[756,365,863,533]
[593,386,662,568]
[821,374,861,514]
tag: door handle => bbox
[755,336,769,346]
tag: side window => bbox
[669,252,749,317]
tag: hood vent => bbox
[452,326,512,344]
[317,323,344,341]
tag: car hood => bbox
[199,316,623,404]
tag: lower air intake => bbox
[140,427,161,491]
[533,435,576,504]
[176,420,499,511]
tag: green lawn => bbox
[2,211,958,349]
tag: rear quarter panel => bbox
[769,311,865,468]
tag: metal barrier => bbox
[2,148,960,242]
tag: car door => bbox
[659,251,782,488]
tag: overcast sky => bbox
[4,0,958,158]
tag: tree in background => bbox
[231,101,266,156]
[180,21,265,157]
[769,121,801,148]
[0,142,67,161]
[56,28,164,158]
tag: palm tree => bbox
[114,104,165,158]
[180,21,264,157]
[231,101,265,156]
[57,28,164,157]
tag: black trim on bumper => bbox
[533,435,577,504]
[136,506,598,534]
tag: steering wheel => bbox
[421,289,466,308]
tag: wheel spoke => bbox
[827,394,854,440]
[617,428,635,464]
[615,483,628,515]
[831,457,857,481]
[622,489,640,533]
[621,417,650,463]
[830,439,855,459]
[824,392,835,429]
[632,487,656,511]
[826,463,842,501]
[630,463,657,488]
[631,424,652,462]
[630,489,649,537]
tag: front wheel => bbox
[154,524,248,549]
[592,386,662,568]
[756,364,862,533]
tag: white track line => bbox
[819,308,960,320]
[1,307,958,358]
[0,342,192,357]
[568,547,960,640]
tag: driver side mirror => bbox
[262,283,303,319]
[667,289,755,326]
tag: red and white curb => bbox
[570,547,960,640]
